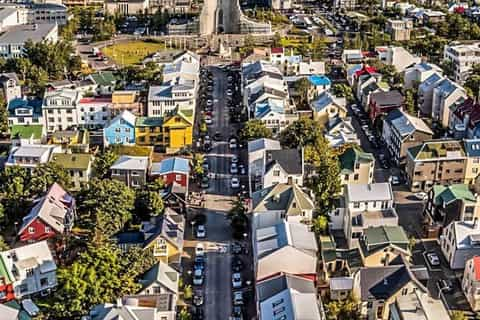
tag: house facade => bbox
[339,146,375,186]
[110,155,149,188]
[151,157,189,190]
[103,110,136,146]
[440,220,480,269]
[77,97,111,129]
[42,88,81,133]
[50,153,93,189]
[368,90,404,121]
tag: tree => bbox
[450,311,466,320]
[404,88,416,115]
[325,294,361,320]
[228,198,248,239]
[93,150,119,178]
[312,215,328,235]
[279,118,322,148]
[0,235,9,251]
[239,119,272,142]
[440,59,455,79]
[30,162,72,195]
[135,189,164,219]
[465,74,480,98]
[331,84,354,103]
[183,285,193,300]
[179,307,192,320]
[0,95,8,135]
[78,179,135,239]
[0,166,32,220]
[294,77,312,109]
[45,244,140,318]
[192,153,204,179]
[121,246,157,278]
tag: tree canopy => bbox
[279,117,322,148]
[239,119,273,142]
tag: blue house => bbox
[104,110,136,146]
[308,75,331,97]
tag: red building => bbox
[18,183,75,243]
[369,90,405,121]
[151,157,190,191]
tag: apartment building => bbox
[444,42,480,83]
[463,256,480,312]
[431,78,466,128]
[440,219,480,269]
[147,83,195,117]
[0,23,58,58]
[406,139,467,191]
[42,88,81,133]
[386,19,413,41]
[404,62,442,89]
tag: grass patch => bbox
[102,40,166,65]
[109,145,153,157]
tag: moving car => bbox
[196,225,206,239]
[195,243,205,257]
[193,268,204,286]
[427,252,440,266]
[200,176,209,189]
[230,163,238,174]
[232,272,242,288]
[414,192,428,201]
[231,177,240,188]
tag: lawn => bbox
[102,40,166,65]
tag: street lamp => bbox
[191,220,195,238]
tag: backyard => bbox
[102,40,166,65]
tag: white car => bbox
[206,99,213,106]
[427,252,440,266]
[229,139,237,149]
[196,225,206,238]
[195,243,205,257]
[414,192,428,201]
[231,177,240,188]
[391,176,400,185]
[193,268,204,286]
[227,89,233,96]
[205,116,213,125]
[232,272,242,288]
[230,163,238,174]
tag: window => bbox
[353,202,360,208]
[354,174,359,180]
[28,227,35,234]
[344,174,349,180]
[131,171,139,176]
[153,238,168,256]
[115,128,121,133]
[272,298,284,308]
[26,268,34,277]
[40,277,48,287]
[125,128,130,133]
[273,170,280,177]
[176,174,182,182]
[45,226,51,233]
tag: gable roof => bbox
[265,149,302,175]
[432,184,476,206]
[339,146,374,174]
[435,78,463,97]
[140,261,179,294]
[108,110,136,128]
[259,287,321,320]
[19,183,74,235]
[419,73,442,92]
[371,90,404,107]
[89,71,118,86]
[256,273,316,303]
[152,157,189,175]
[110,155,149,171]
[308,75,331,86]
[252,183,314,215]
[135,117,163,127]
[385,109,433,137]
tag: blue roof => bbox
[311,92,334,112]
[308,75,331,86]
[347,64,363,77]
[385,109,415,137]
[418,62,433,72]
[464,139,480,157]
[419,73,442,92]
[255,99,285,118]
[436,78,458,97]
[156,157,189,174]
[8,97,42,116]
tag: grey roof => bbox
[435,78,461,97]
[252,183,314,215]
[90,295,174,320]
[110,155,149,171]
[12,145,51,158]
[0,24,57,44]
[358,265,412,300]
[140,261,178,294]
[419,73,442,92]
[346,183,393,203]
[287,222,318,252]
[256,274,316,303]
[385,109,433,137]
[371,90,404,107]
[248,138,281,153]
[265,149,302,175]
[464,139,480,157]
[330,277,354,291]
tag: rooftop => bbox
[50,153,92,170]
[151,157,189,175]
[371,90,404,107]
[433,184,476,206]
[408,139,466,161]
[0,23,57,44]
[252,183,314,216]
[346,183,393,203]
[265,149,302,175]
[110,155,149,171]
[135,117,163,127]
[385,109,433,137]
[339,146,374,174]
[363,225,409,247]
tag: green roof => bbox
[339,146,374,174]
[433,184,476,206]
[364,226,408,246]
[90,71,118,86]
[50,153,92,170]
[109,145,153,157]
[10,124,43,140]
[409,140,465,160]
[136,117,164,127]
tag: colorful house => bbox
[50,153,93,190]
[162,110,193,151]
[103,110,136,146]
[151,157,189,190]
[135,117,163,146]
[18,183,76,242]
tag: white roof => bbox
[298,61,325,76]
[0,304,19,320]
[110,110,136,127]
[346,183,393,203]
[260,288,321,320]
[248,138,281,153]
[330,277,354,291]
[111,155,149,171]
[452,221,480,249]
[12,145,51,158]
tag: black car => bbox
[194,256,205,270]
[231,256,244,272]
[193,307,204,320]
[381,160,390,169]
[231,243,242,254]
[214,131,222,141]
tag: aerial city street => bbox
[1,0,480,319]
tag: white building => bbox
[441,220,480,269]
[5,144,61,170]
[444,42,480,83]
[0,241,57,298]
[42,88,81,132]
[254,97,298,135]
[375,46,421,73]
[147,83,195,117]
[0,23,58,59]
[161,51,200,89]
[77,97,112,129]
[0,72,21,102]
[248,138,281,185]
[404,62,442,89]
[431,78,466,127]
[269,0,291,10]
[104,0,149,15]
[0,7,26,32]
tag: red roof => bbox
[474,256,480,281]
[79,97,112,104]
[271,47,284,54]
[362,51,376,58]
[355,65,378,77]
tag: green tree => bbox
[404,88,416,115]
[30,162,72,195]
[332,84,354,103]
[440,59,455,79]
[228,198,248,239]
[325,294,361,320]
[183,285,193,300]
[46,244,140,318]
[135,189,164,219]
[93,150,119,178]
[312,215,328,235]
[279,118,322,148]
[0,166,31,219]
[239,119,272,142]
[192,153,204,179]
[465,74,480,98]
[451,311,466,320]
[78,179,135,239]
[0,95,8,134]
[179,307,192,320]
[294,77,312,109]
[0,235,9,251]
[121,246,157,277]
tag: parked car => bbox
[233,291,244,305]
[231,242,242,254]
[193,291,204,306]
[232,272,242,288]
[196,243,205,257]
[231,155,239,163]
[205,116,213,125]
[196,225,206,239]
[194,256,205,270]
[230,163,238,174]
[200,176,209,188]
[231,306,244,320]
[229,138,238,149]
[427,252,440,266]
[238,164,246,175]
[214,131,222,141]
[231,177,240,188]
[193,307,204,320]
[193,268,204,286]
[391,176,401,185]
[231,256,244,272]
[414,192,428,201]
[438,279,454,293]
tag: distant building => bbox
[463,256,480,311]
[375,46,421,72]
[6,144,61,170]
[104,0,150,16]
[386,19,413,41]
[444,42,480,83]
[0,23,58,58]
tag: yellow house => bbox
[135,117,163,146]
[162,109,193,152]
